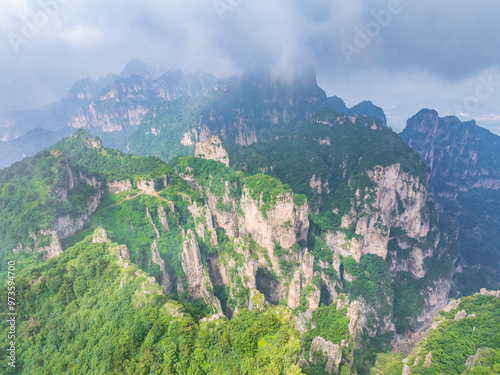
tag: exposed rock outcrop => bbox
[158,206,170,231]
[146,207,160,239]
[181,229,222,313]
[151,240,172,293]
[137,179,156,194]
[107,179,132,194]
[218,237,259,291]
[92,227,108,243]
[401,109,500,197]
[238,188,309,266]
[309,336,342,374]
[30,230,63,259]
[68,70,217,133]
[325,164,429,276]
[195,135,230,167]
[393,278,452,354]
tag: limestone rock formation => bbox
[181,229,222,313]
[309,336,342,374]
[325,163,429,278]
[107,179,132,194]
[195,135,230,167]
[151,240,172,293]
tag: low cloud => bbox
[0,0,499,133]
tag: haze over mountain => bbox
[0,62,388,169]
[1,2,499,375]
[401,110,500,293]
[2,1,500,133]
[1,66,499,373]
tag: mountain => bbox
[0,76,117,142]
[0,130,364,374]
[0,67,387,170]
[370,290,500,374]
[0,228,321,374]
[1,72,495,374]
[125,72,388,161]
[0,106,454,374]
[68,70,219,134]
[328,96,387,127]
[401,109,500,197]
[0,127,74,170]
[118,58,165,80]
[400,110,500,292]
[227,108,464,359]
[0,60,218,169]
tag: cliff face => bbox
[325,163,429,279]
[8,154,102,259]
[69,71,217,133]
[194,136,230,167]
[401,109,500,197]
[181,229,222,313]
[238,188,309,257]
[401,109,500,288]
[202,181,312,309]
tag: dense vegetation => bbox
[172,154,302,218]
[52,129,175,186]
[229,108,428,233]
[371,293,500,374]
[0,148,97,253]
[342,254,395,373]
[0,233,305,374]
[1,98,498,375]
[128,96,211,161]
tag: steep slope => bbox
[371,290,500,375]
[0,133,366,374]
[0,146,100,259]
[0,77,112,141]
[400,110,500,289]
[401,109,500,197]
[0,127,75,170]
[126,72,388,161]
[328,96,387,127]
[68,70,218,134]
[227,108,459,369]
[1,229,333,375]
[0,69,386,170]
[0,61,218,169]
[0,130,174,261]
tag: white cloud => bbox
[1,0,500,137]
[58,24,104,48]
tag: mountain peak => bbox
[413,108,439,118]
[120,58,159,80]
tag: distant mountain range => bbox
[401,109,500,293]
[0,61,498,375]
[0,60,387,169]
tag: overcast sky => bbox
[1,0,500,133]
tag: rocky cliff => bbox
[401,109,500,289]
[69,70,217,133]
[194,136,230,167]
[401,109,500,198]
[6,150,102,258]
[181,155,312,310]
[325,163,429,279]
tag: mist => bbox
[1,0,500,132]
